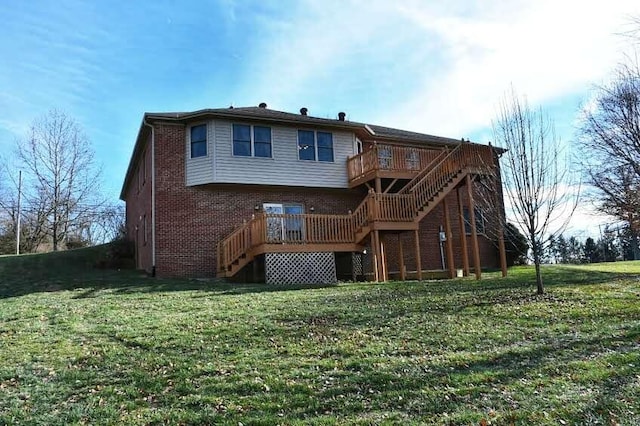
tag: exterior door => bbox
[378,145,392,169]
[284,204,304,242]
[263,203,305,242]
[263,203,284,242]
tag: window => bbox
[463,207,486,235]
[190,124,207,158]
[378,145,392,169]
[405,149,419,170]
[233,124,272,158]
[298,130,315,161]
[298,130,334,162]
[317,132,334,162]
[253,126,272,158]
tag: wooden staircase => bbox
[217,143,495,278]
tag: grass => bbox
[1,249,639,425]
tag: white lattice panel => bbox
[265,252,336,285]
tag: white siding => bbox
[185,121,215,186]
[185,119,355,188]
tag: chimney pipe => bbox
[300,107,308,116]
[258,102,267,108]
[338,112,346,121]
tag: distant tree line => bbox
[544,227,638,265]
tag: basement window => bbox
[463,207,486,235]
[190,124,207,158]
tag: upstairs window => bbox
[298,130,334,162]
[253,126,272,158]
[233,124,251,156]
[298,130,315,161]
[233,124,272,158]
[317,132,334,162]
[190,124,207,158]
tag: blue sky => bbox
[0,0,637,236]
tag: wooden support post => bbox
[457,187,470,276]
[375,177,382,194]
[414,229,422,281]
[398,233,406,281]
[498,226,508,277]
[443,197,456,279]
[380,236,387,282]
[372,230,382,282]
[466,175,482,280]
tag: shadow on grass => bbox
[2,247,639,301]
[0,244,348,299]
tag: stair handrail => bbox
[351,190,374,233]
[218,213,264,273]
[398,144,460,194]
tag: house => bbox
[120,104,508,284]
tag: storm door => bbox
[263,203,305,243]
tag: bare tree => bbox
[580,61,640,247]
[15,110,103,251]
[493,89,578,294]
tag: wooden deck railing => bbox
[372,193,416,221]
[219,143,496,274]
[409,143,494,211]
[347,144,446,183]
[218,213,357,273]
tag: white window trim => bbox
[231,123,273,159]
[297,129,334,163]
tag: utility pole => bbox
[16,170,21,255]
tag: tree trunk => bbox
[534,260,544,295]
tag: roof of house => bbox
[120,105,498,199]
[144,106,464,146]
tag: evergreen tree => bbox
[567,236,584,264]
[584,237,600,263]
[552,234,570,264]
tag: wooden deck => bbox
[218,142,506,280]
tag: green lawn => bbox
[1,250,639,425]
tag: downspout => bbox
[143,119,156,277]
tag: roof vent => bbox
[258,102,267,108]
[338,112,346,121]
[300,107,308,116]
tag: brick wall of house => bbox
[128,121,502,279]
[123,133,153,273]
[152,122,366,277]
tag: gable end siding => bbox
[184,119,355,188]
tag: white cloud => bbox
[243,0,637,137]
[382,0,636,136]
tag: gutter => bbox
[143,118,156,277]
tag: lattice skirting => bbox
[265,252,336,285]
[352,252,363,277]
